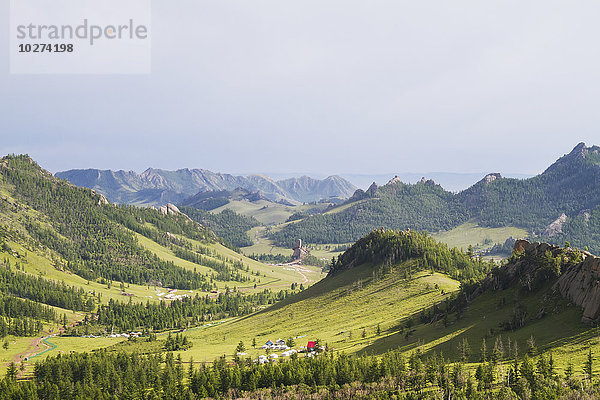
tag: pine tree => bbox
[584,348,593,383]
[565,361,574,380]
[5,361,17,381]
[480,338,487,362]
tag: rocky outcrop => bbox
[292,238,310,260]
[469,239,600,323]
[387,176,403,185]
[159,203,180,216]
[366,182,378,196]
[476,240,561,292]
[502,239,600,323]
[554,254,600,322]
[543,213,568,237]
[91,189,109,205]
[579,209,591,224]
[418,177,436,186]
[481,173,502,184]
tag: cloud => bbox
[1,0,599,174]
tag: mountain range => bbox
[55,168,357,206]
[340,171,533,192]
[271,143,600,252]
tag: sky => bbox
[1,1,600,176]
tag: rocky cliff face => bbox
[470,239,600,323]
[499,239,600,323]
[554,252,600,322]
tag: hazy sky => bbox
[2,1,600,175]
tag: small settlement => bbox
[253,338,323,364]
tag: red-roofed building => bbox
[307,341,316,351]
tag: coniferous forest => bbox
[0,345,599,399]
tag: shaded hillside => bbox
[271,143,600,252]
[56,168,356,206]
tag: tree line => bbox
[181,207,260,249]
[87,289,296,332]
[0,344,598,399]
[0,262,94,312]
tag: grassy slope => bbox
[363,282,585,358]
[323,199,368,215]
[362,282,600,376]
[213,200,295,225]
[175,256,599,376]
[173,262,460,362]
[432,222,528,250]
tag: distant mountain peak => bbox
[57,167,356,206]
[544,142,599,174]
[572,142,587,154]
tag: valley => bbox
[2,145,600,399]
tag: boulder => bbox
[366,182,378,197]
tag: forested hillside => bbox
[271,143,600,252]
[0,155,223,289]
[180,207,260,248]
[6,155,311,291]
[53,229,596,400]
[271,180,468,247]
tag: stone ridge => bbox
[510,239,600,323]
[554,252,600,322]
